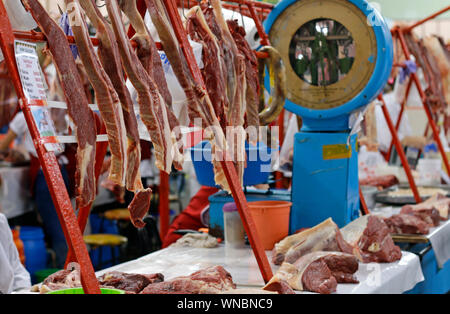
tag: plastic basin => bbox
[47,288,125,294]
[189,141,273,187]
[247,200,291,250]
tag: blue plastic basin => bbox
[189,141,273,187]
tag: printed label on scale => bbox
[14,40,64,154]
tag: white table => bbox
[0,166,33,219]
[96,245,424,294]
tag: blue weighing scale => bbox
[264,0,393,231]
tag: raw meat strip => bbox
[384,214,430,235]
[119,0,183,166]
[78,0,143,192]
[227,19,260,133]
[24,0,97,208]
[423,36,450,106]
[140,266,236,294]
[400,206,441,227]
[119,0,172,109]
[264,252,359,294]
[66,0,127,186]
[271,218,353,265]
[209,0,247,185]
[98,271,164,293]
[144,0,229,190]
[341,215,402,263]
[106,0,183,173]
[185,6,228,130]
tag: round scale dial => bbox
[269,0,378,110]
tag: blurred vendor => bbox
[162,186,219,248]
[0,213,31,294]
[0,110,70,269]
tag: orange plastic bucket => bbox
[247,200,291,250]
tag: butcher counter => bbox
[95,245,424,294]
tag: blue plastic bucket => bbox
[19,226,48,283]
[89,214,119,269]
[189,141,273,187]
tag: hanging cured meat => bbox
[65,0,128,187]
[78,0,143,193]
[106,0,183,174]
[144,0,229,190]
[23,0,97,208]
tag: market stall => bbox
[0,0,449,297]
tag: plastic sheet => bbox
[96,245,423,294]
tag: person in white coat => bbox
[0,213,31,294]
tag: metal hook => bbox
[96,0,106,8]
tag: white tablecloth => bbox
[0,166,32,219]
[96,245,424,294]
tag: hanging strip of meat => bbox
[78,0,143,192]
[144,0,230,190]
[65,0,127,187]
[119,0,171,109]
[24,0,97,208]
[185,6,228,130]
[106,0,183,173]
[209,0,247,185]
[227,19,260,135]
[264,251,359,294]
[69,0,152,228]
[118,0,183,165]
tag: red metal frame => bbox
[0,1,101,293]
[377,6,450,205]
[159,0,274,282]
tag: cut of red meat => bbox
[400,193,450,222]
[106,0,183,174]
[24,0,97,208]
[98,271,164,293]
[264,252,359,294]
[359,175,399,189]
[140,266,236,294]
[128,188,152,228]
[271,218,353,265]
[185,7,228,130]
[341,215,402,263]
[384,214,430,235]
[227,19,260,133]
[78,0,143,193]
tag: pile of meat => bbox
[33,266,236,294]
[402,32,449,114]
[267,215,402,294]
[359,175,399,190]
[384,193,450,235]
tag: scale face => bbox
[264,0,393,230]
[265,0,393,129]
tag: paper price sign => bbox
[29,102,64,154]
[14,40,47,100]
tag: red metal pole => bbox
[396,28,450,177]
[159,171,170,240]
[378,94,422,204]
[359,187,370,215]
[163,0,273,282]
[406,5,450,32]
[0,1,100,293]
[385,77,413,161]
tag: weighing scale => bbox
[264,0,393,231]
